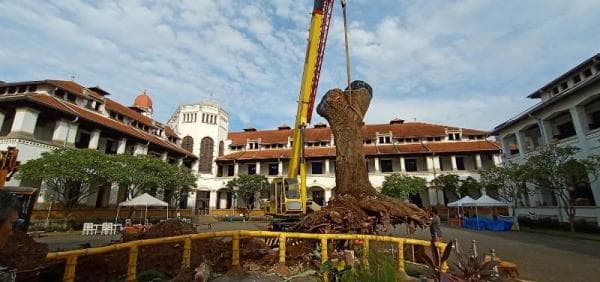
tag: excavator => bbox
[264,0,342,230]
[0,147,38,232]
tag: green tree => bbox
[112,154,173,199]
[226,175,269,217]
[381,174,427,201]
[480,162,528,230]
[163,165,197,209]
[459,176,482,198]
[18,148,117,211]
[432,174,460,205]
[524,144,600,232]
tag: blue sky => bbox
[1,0,599,132]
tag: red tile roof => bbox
[18,93,195,158]
[45,80,105,101]
[104,98,156,129]
[227,122,489,146]
[217,141,499,162]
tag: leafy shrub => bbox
[518,216,600,233]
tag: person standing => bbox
[430,207,443,242]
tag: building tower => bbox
[131,90,153,118]
[167,101,230,213]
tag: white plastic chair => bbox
[101,222,115,235]
[82,223,95,235]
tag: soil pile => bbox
[0,232,48,270]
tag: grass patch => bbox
[520,226,600,241]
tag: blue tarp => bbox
[463,217,513,231]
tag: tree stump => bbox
[294,81,429,234]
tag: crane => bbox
[264,0,337,228]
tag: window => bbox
[311,161,323,174]
[17,86,26,93]
[426,137,434,142]
[405,159,418,172]
[456,157,465,170]
[583,68,592,78]
[199,137,214,173]
[268,163,279,175]
[556,122,576,139]
[560,81,568,90]
[248,141,259,150]
[0,87,5,94]
[378,135,391,144]
[434,137,441,141]
[448,134,454,140]
[572,75,581,84]
[454,133,461,140]
[28,85,37,92]
[227,164,234,176]
[182,136,194,152]
[7,87,16,94]
[364,139,372,144]
[247,164,256,175]
[218,141,224,156]
[380,159,393,173]
[217,165,223,177]
[552,87,559,95]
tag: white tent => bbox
[447,196,476,207]
[447,196,476,226]
[115,193,169,223]
[463,195,509,230]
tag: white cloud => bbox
[0,0,599,132]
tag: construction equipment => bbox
[263,0,336,229]
[0,147,38,232]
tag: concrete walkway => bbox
[404,226,600,282]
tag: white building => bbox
[0,79,197,207]
[168,102,502,215]
[492,53,600,225]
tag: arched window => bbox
[182,136,194,153]
[199,137,214,173]
[219,141,224,157]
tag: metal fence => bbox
[46,230,448,282]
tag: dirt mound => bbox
[0,232,49,271]
[295,194,428,234]
[123,220,195,242]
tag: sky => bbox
[1,0,599,132]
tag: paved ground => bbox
[401,226,600,282]
[36,222,600,281]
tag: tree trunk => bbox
[316,82,376,197]
[512,205,520,231]
[294,81,429,234]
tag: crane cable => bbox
[341,0,364,121]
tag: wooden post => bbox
[321,237,329,282]
[397,241,405,274]
[182,238,192,269]
[362,239,369,269]
[232,232,240,267]
[127,246,138,282]
[63,255,78,282]
[279,234,287,264]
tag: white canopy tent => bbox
[463,195,509,229]
[115,193,169,224]
[446,196,476,225]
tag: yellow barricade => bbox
[46,230,447,282]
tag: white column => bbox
[134,143,148,156]
[256,161,261,175]
[161,152,168,162]
[51,118,77,145]
[325,159,330,175]
[278,160,283,176]
[433,156,441,171]
[209,190,217,209]
[10,107,39,136]
[399,156,406,172]
[450,155,457,170]
[177,158,184,166]
[117,138,127,154]
[540,120,554,144]
[324,189,332,205]
[515,132,526,157]
[493,154,502,166]
[475,154,482,170]
[570,106,590,153]
[428,187,438,206]
[108,183,120,205]
[192,160,199,172]
[373,157,380,173]
[0,112,5,132]
[88,130,101,149]
[234,162,239,176]
[426,156,434,171]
